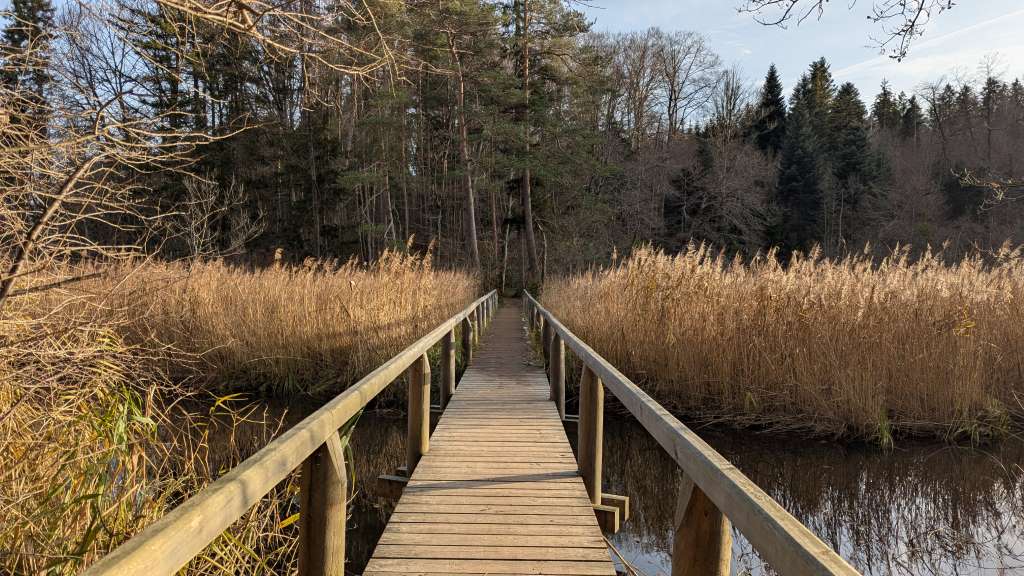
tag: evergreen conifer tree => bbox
[752,63,787,154]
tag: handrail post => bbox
[672,475,732,576]
[549,334,565,418]
[406,353,430,475]
[541,316,552,364]
[578,365,603,505]
[461,315,474,365]
[472,309,481,347]
[441,329,456,406]
[298,434,347,576]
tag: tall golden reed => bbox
[109,251,479,395]
[1,252,478,573]
[542,245,1024,443]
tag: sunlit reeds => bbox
[542,244,1024,443]
[1,252,477,573]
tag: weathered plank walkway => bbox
[364,305,616,576]
[85,290,859,576]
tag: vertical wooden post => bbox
[406,354,430,475]
[441,329,456,406]
[671,475,732,576]
[541,318,552,364]
[549,334,565,417]
[298,434,347,576]
[577,365,603,506]
[461,316,474,365]
[472,309,481,346]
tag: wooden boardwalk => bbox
[364,305,616,576]
[86,290,858,576]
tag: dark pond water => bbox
[339,412,1024,576]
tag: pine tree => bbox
[774,72,824,255]
[2,0,55,139]
[900,95,925,141]
[752,64,786,154]
[1010,79,1024,109]
[805,57,835,136]
[829,83,872,185]
[871,80,901,131]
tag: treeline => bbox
[4,0,1024,285]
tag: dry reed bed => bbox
[1,253,477,573]
[109,253,478,395]
[542,246,1024,443]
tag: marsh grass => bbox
[542,245,1024,443]
[108,252,478,397]
[1,252,477,573]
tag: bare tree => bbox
[170,174,265,259]
[741,0,956,60]
[655,30,720,143]
[615,28,660,150]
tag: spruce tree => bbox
[1011,79,1024,109]
[2,0,55,139]
[871,80,901,131]
[774,73,824,255]
[900,95,925,141]
[829,83,872,186]
[752,64,786,154]
[805,57,835,137]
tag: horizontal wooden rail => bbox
[84,290,498,576]
[523,292,859,576]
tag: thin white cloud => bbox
[834,7,1024,91]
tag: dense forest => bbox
[3,0,1023,290]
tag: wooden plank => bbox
[393,503,594,515]
[387,513,594,525]
[363,559,616,575]
[372,545,611,561]
[382,523,598,536]
[377,534,607,547]
[403,487,585,498]
[399,495,591,506]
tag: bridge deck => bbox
[364,304,615,576]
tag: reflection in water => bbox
[194,401,1023,576]
[602,418,1024,576]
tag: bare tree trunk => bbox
[517,0,539,284]
[447,33,481,270]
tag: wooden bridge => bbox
[84,291,861,576]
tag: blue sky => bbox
[580,1,1024,101]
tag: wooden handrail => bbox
[84,290,498,576]
[523,291,860,576]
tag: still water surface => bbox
[258,409,1024,575]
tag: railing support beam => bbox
[406,353,431,475]
[541,317,552,364]
[549,334,564,418]
[672,475,732,576]
[578,365,621,532]
[578,365,603,505]
[461,316,474,365]
[441,329,456,407]
[298,434,347,576]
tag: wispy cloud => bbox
[834,8,1024,92]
